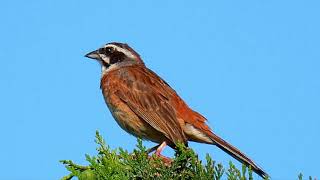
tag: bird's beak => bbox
[85,50,100,60]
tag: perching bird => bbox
[85,42,268,178]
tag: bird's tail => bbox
[208,132,268,178]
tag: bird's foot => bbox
[148,141,172,165]
[154,154,172,164]
[148,153,172,165]
[154,141,167,156]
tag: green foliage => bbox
[60,131,311,180]
[298,173,314,180]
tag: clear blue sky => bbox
[1,0,319,179]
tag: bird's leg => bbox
[155,141,167,156]
[147,142,172,164]
[152,141,172,164]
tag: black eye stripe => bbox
[99,47,114,54]
[98,48,105,54]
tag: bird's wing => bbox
[109,65,187,145]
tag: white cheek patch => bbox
[99,54,110,64]
[105,44,136,59]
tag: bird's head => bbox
[85,42,144,70]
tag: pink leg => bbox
[153,141,171,164]
[155,141,167,156]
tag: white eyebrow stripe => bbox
[104,44,136,59]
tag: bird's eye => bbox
[99,47,114,54]
[105,47,113,54]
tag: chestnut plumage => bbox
[85,42,268,178]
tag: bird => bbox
[85,42,268,178]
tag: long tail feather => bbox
[208,132,268,178]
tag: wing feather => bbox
[110,66,187,145]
